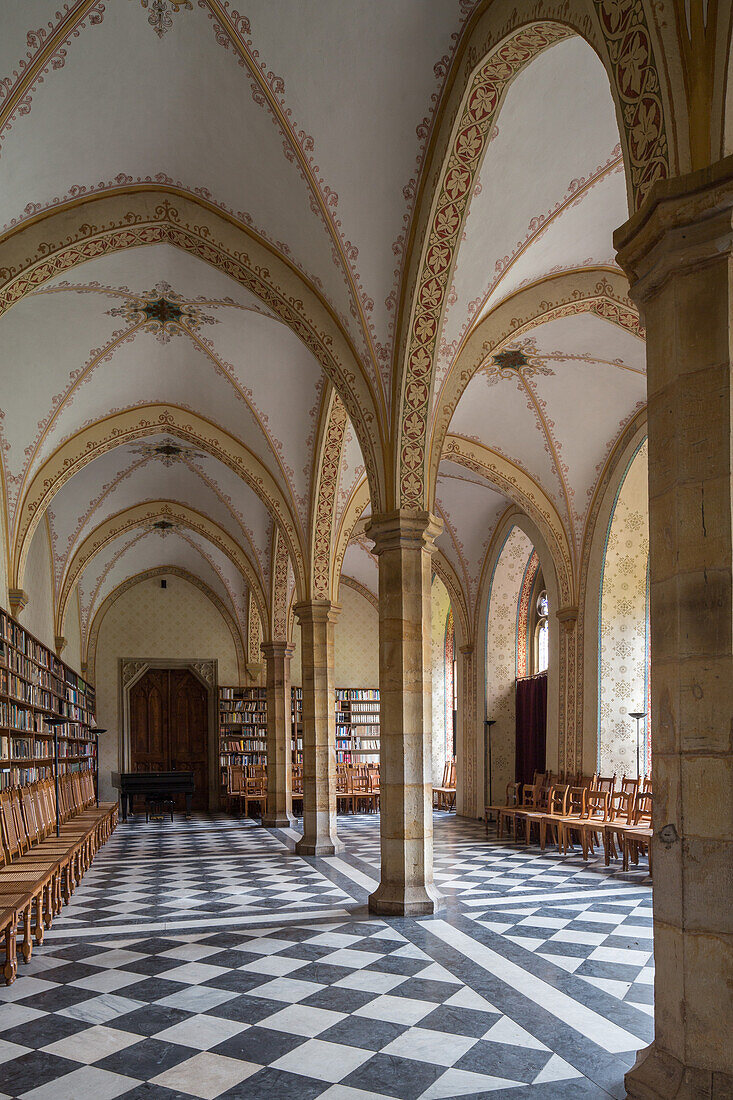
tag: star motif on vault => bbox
[130,438,205,467]
[108,282,216,343]
[481,341,555,386]
[144,518,181,537]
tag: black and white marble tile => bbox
[0,812,653,1099]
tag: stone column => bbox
[261,641,294,829]
[615,157,733,1098]
[456,643,476,817]
[294,601,342,856]
[367,509,443,916]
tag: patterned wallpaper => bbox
[431,573,451,785]
[95,575,239,799]
[485,526,534,802]
[334,584,379,687]
[268,583,378,691]
[21,519,55,651]
[599,441,649,777]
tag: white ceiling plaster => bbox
[434,36,626,406]
[435,463,508,604]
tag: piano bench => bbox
[145,797,175,823]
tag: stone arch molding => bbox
[55,500,268,643]
[394,2,670,510]
[0,189,387,512]
[442,433,575,610]
[11,405,306,604]
[85,566,246,685]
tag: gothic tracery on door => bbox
[129,668,209,811]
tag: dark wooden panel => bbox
[129,668,209,808]
[130,669,168,771]
[169,669,208,811]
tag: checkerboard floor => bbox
[0,813,653,1098]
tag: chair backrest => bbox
[20,786,41,846]
[621,776,640,796]
[610,790,636,824]
[596,774,616,793]
[546,784,568,817]
[634,791,652,825]
[0,789,24,860]
[566,786,587,817]
[585,790,609,821]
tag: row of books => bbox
[335,688,380,700]
[220,687,266,700]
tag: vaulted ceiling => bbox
[0,0,649,668]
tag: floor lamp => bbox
[45,716,67,837]
[484,719,496,818]
[629,711,647,778]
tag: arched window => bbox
[534,589,549,674]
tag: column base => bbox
[262,814,295,829]
[625,1042,733,1099]
[295,835,344,857]
[368,882,445,917]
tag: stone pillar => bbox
[615,157,733,1098]
[261,641,294,829]
[456,643,476,817]
[294,601,342,856]
[367,509,443,916]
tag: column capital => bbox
[8,588,28,616]
[293,599,340,625]
[54,636,67,655]
[556,605,578,634]
[615,153,733,304]
[365,509,442,555]
[260,641,295,661]
[458,643,474,657]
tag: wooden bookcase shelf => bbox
[218,686,267,791]
[0,608,96,790]
[335,688,380,764]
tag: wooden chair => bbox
[557,786,589,854]
[433,759,457,811]
[621,791,653,872]
[515,780,552,845]
[576,790,611,859]
[538,784,569,850]
[243,767,267,817]
[603,789,637,864]
[497,783,524,839]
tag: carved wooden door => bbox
[168,669,208,811]
[129,668,209,810]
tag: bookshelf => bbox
[0,607,97,791]
[218,686,267,791]
[335,688,380,764]
[291,686,303,765]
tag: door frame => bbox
[120,658,219,810]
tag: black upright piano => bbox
[112,771,195,820]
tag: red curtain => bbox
[515,673,547,785]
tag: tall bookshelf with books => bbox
[0,608,97,791]
[335,688,380,764]
[291,687,303,765]
[218,686,267,793]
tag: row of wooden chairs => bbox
[225,763,382,817]
[336,765,379,813]
[433,759,456,811]
[0,773,118,984]
[487,772,653,871]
